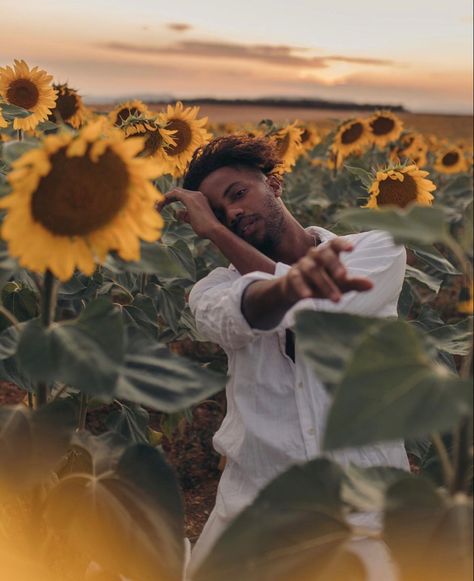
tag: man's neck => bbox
[267,216,318,265]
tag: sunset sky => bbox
[1,0,472,113]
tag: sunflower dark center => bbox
[116,107,140,126]
[341,122,363,145]
[300,128,310,143]
[143,129,164,156]
[377,174,418,208]
[166,119,192,156]
[371,116,395,136]
[31,146,129,236]
[442,152,459,166]
[6,79,39,110]
[57,92,79,121]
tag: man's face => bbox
[198,166,285,254]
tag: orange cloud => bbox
[166,23,193,32]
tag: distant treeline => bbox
[148,97,406,113]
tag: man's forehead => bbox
[199,165,263,197]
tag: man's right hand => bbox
[156,187,223,239]
[279,238,373,304]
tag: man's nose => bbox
[227,206,244,229]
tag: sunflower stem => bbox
[431,432,454,488]
[77,392,89,431]
[36,270,59,407]
[17,129,23,142]
[140,273,148,294]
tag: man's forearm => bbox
[241,278,296,330]
[208,224,276,275]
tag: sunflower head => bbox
[121,117,177,162]
[434,145,468,174]
[267,122,304,174]
[368,110,403,147]
[0,105,8,129]
[0,120,164,281]
[48,83,87,129]
[331,118,371,167]
[157,101,212,177]
[0,60,57,131]
[298,122,321,152]
[364,163,436,209]
[108,100,151,127]
[458,283,473,314]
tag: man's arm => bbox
[156,188,276,275]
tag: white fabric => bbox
[186,227,410,580]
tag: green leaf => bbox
[0,323,23,359]
[405,265,442,293]
[105,402,150,444]
[384,477,473,581]
[423,317,473,356]
[344,164,373,189]
[0,400,76,495]
[408,243,461,275]
[115,327,225,413]
[322,318,472,449]
[195,458,352,581]
[338,205,452,246]
[295,311,383,390]
[106,241,188,277]
[46,433,184,581]
[17,298,124,396]
[0,103,32,119]
[1,140,37,164]
[1,282,39,321]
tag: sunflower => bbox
[48,83,87,129]
[392,131,425,159]
[108,100,151,127]
[269,122,304,173]
[331,118,371,167]
[434,146,468,174]
[0,60,57,131]
[298,122,321,153]
[368,110,403,148]
[122,117,177,164]
[364,164,436,209]
[0,120,164,282]
[157,101,211,177]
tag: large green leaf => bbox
[408,243,460,275]
[0,400,76,495]
[338,205,452,246]
[194,458,354,581]
[106,241,188,277]
[384,477,473,581]
[105,402,150,444]
[17,298,124,396]
[45,433,184,581]
[423,317,473,356]
[323,319,472,449]
[295,311,383,390]
[115,327,225,412]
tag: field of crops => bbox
[0,59,473,581]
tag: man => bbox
[158,135,410,580]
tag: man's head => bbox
[183,135,287,255]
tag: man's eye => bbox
[234,189,246,199]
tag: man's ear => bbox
[266,174,283,198]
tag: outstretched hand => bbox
[280,238,373,303]
[156,187,223,238]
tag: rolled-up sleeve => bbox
[281,230,406,324]
[188,267,282,350]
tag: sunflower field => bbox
[0,59,473,581]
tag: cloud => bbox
[98,39,395,69]
[166,23,193,32]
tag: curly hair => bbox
[182,134,281,191]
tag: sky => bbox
[0,0,472,114]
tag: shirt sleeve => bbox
[280,230,407,326]
[188,267,282,350]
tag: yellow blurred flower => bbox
[269,121,304,173]
[108,99,151,127]
[331,118,371,167]
[48,83,88,129]
[368,110,404,148]
[434,146,469,174]
[0,120,164,281]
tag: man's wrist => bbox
[206,222,228,242]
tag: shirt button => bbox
[307,428,315,435]
[297,381,304,389]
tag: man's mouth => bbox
[236,216,259,237]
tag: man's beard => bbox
[250,195,285,257]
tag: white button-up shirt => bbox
[187,226,410,574]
